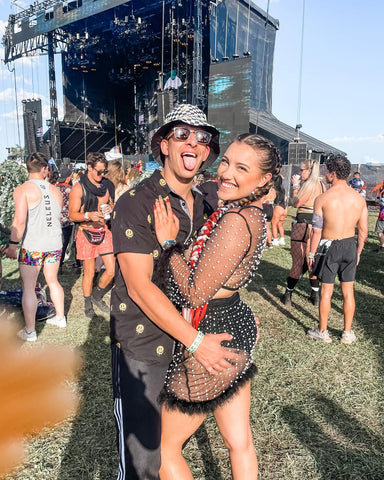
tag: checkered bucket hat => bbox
[151,104,220,172]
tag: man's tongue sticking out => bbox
[182,152,198,171]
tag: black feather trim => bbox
[158,364,258,414]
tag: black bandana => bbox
[80,174,108,212]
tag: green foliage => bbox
[8,144,25,162]
[0,160,28,229]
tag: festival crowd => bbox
[2,103,382,479]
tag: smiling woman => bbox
[217,139,272,203]
[153,133,281,479]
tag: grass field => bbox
[2,209,383,480]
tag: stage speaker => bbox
[288,142,307,165]
[22,99,43,156]
[157,90,174,126]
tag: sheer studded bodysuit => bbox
[159,205,266,413]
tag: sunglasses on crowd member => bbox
[166,127,212,145]
[95,169,108,176]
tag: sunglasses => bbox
[95,169,108,176]
[167,127,212,145]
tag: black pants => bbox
[111,344,168,480]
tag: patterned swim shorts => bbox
[18,248,62,266]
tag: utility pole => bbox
[192,0,205,109]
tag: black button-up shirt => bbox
[110,170,217,366]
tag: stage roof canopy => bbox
[250,110,346,155]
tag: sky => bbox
[261,0,384,165]
[0,0,383,164]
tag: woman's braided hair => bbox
[227,133,282,207]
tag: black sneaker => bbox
[281,290,292,306]
[309,290,320,306]
[91,296,110,313]
[84,305,96,319]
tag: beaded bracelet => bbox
[186,330,204,354]
[161,239,176,250]
[308,252,315,260]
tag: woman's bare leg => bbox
[160,406,206,480]
[214,382,258,480]
[278,207,288,238]
[272,206,285,239]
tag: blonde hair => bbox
[297,160,321,202]
[127,168,141,185]
[106,160,126,189]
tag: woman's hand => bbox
[153,196,179,245]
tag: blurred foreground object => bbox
[0,317,81,478]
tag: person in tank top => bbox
[5,152,66,341]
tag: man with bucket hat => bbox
[110,104,237,479]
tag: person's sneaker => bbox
[91,296,110,313]
[307,328,332,343]
[309,290,320,306]
[281,289,292,306]
[17,328,37,342]
[271,238,280,246]
[278,237,286,246]
[46,315,67,328]
[84,305,96,319]
[341,330,356,345]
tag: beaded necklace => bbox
[189,202,240,270]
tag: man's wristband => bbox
[186,331,204,354]
[161,239,176,250]
[84,212,90,221]
[292,183,300,188]
[9,240,19,245]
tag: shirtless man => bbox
[307,155,368,344]
[5,152,65,341]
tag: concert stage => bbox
[3,0,345,165]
